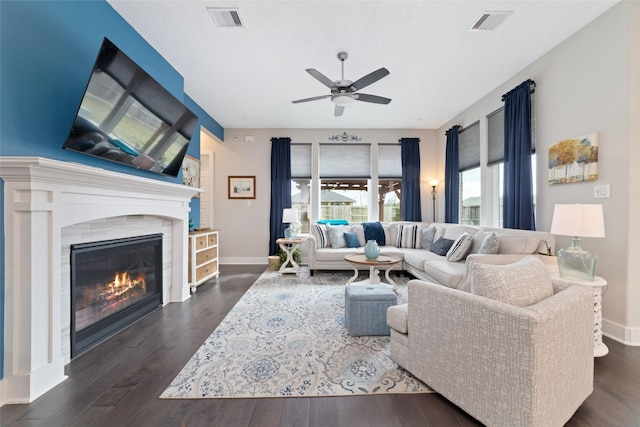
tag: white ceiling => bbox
[107,0,618,130]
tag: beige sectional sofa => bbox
[302,221,556,289]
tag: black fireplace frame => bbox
[70,233,163,358]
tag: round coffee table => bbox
[344,253,401,292]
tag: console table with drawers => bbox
[188,229,219,292]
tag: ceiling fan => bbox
[292,52,391,117]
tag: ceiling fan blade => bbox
[355,93,392,104]
[306,68,335,89]
[350,67,390,91]
[334,105,345,117]
[292,94,332,104]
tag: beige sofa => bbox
[387,256,594,427]
[302,222,556,289]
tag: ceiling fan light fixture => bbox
[332,93,354,105]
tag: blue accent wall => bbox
[0,0,224,379]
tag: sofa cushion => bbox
[315,247,360,261]
[429,237,455,256]
[395,223,420,248]
[363,221,386,245]
[479,232,500,254]
[446,232,474,261]
[387,304,408,334]
[442,224,482,240]
[350,224,366,246]
[311,223,331,248]
[327,224,350,248]
[403,248,443,270]
[421,259,467,288]
[420,225,437,250]
[344,232,361,248]
[470,256,554,307]
[497,234,540,254]
[471,231,497,254]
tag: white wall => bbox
[202,128,437,264]
[436,2,639,345]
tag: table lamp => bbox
[282,208,299,239]
[550,203,605,281]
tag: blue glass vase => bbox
[364,240,380,260]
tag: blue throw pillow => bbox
[344,232,361,248]
[429,237,455,256]
[362,221,385,246]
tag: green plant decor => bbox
[278,247,302,267]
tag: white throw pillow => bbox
[396,224,420,248]
[470,257,554,307]
[350,224,366,246]
[420,225,437,250]
[311,224,331,248]
[446,232,474,262]
[327,224,349,249]
[478,232,500,254]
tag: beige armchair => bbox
[387,256,594,427]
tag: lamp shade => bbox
[550,204,605,238]
[282,208,299,224]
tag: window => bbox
[378,144,402,222]
[291,143,402,225]
[291,144,311,233]
[461,167,481,225]
[458,122,481,224]
[319,144,371,223]
[319,180,369,223]
[496,156,537,227]
[379,180,401,222]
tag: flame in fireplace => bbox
[103,271,147,303]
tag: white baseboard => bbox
[220,257,268,265]
[603,319,640,346]
[220,257,309,266]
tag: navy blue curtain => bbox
[502,80,535,230]
[400,138,422,221]
[269,137,292,255]
[444,126,461,223]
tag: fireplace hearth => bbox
[70,234,163,357]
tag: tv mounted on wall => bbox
[63,38,197,177]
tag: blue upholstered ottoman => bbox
[345,284,397,336]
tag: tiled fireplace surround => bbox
[0,157,199,405]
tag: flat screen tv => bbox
[63,38,197,177]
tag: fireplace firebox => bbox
[70,234,163,357]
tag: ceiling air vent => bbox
[470,11,513,31]
[207,7,244,28]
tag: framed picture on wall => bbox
[182,155,200,197]
[548,132,598,185]
[228,176,256,199]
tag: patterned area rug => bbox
[160,268,432,398]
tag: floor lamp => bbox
[429,180,439,222]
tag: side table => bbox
[553,275,608,357]
[276,237,303,275]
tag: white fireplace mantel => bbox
[0,157,201,405]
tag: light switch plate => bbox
[594,184,610,198]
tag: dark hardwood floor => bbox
[2,264,639,427]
